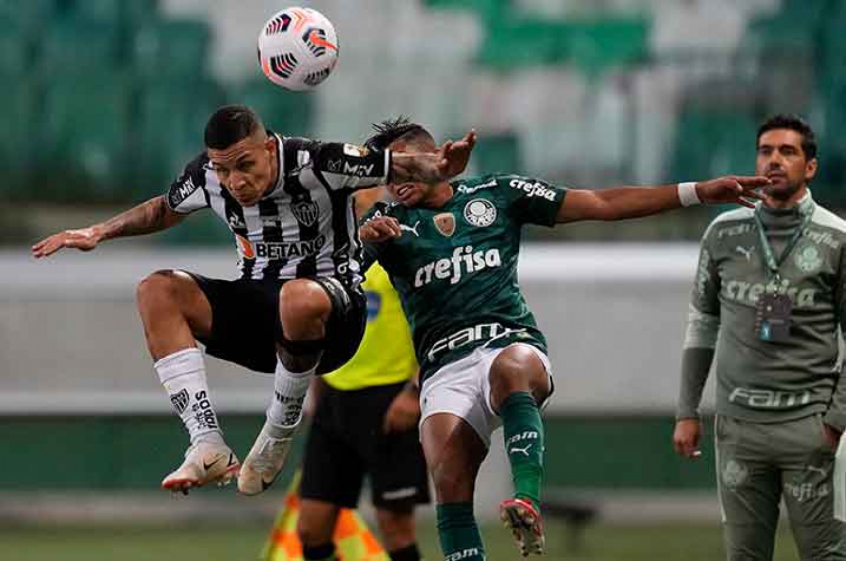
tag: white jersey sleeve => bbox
[281,137,390,192]
[166,153,211,214]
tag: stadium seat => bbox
[476,19,563,70]
[477,17,648,76]
[133,80,225,196]
[37,71,133,200]
[68,0,160,29]
[472,132,524,175]
[0,20,30,77]
[39,19,122,75]
[565,19,650,78]
[0,78,38,195]
[133,19,212,80]
[0,0,57,32]
[424,0,508,22]
[671,109,757,184]
[230,79,316,136]
[69,0,124,24]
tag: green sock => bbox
[436,503,486,560]
[501,391,545,510]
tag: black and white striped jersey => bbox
[165,133,390,286]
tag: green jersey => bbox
[687,192,846,426]
[363,174,567,384]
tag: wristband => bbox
[678,182,700,207]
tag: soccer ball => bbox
[258,7,339,92]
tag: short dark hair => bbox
[757,114,817,160]
[365,116,434,151]
[204,105,264,149]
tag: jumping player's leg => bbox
[488,344,552,556]
[239,279,335,495]
[422,412,488,561]
[136,270,238,493]
[271,279,333,426]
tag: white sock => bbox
[155,348,223,446]
[266,359,316,433]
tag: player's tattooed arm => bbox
[32,196,185,258]
[98,195,186,240]
[390,131,476,184]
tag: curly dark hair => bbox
[757,114,817,160]
[364,116,434,151]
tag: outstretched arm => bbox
[32,195,186,258]
[390,131,476,184]
[556,176,771,224]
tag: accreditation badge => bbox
[755,293,792,343]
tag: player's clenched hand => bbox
[383,388,420,434]
[435,130,476,181]
[31,226,103,258]
[695,176,773,208]
[360,216,402,243]
[673,418,703,459]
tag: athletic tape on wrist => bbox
[678,182,700,207]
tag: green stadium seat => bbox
[0,78,38,195]
[229,79,315,136]
[0,0,57,32]
[133,80,225,197]
[70,0,123,24]
[133,19,212,79]
[39,19,122,75]
[0,20,30,77]
[565,19,650,78]
[477,17,648,76]
[472,133,523,175]
[424,0,508,22]
[477,19,563,70]
[69,0,160,27]
[745,9,818,55]
[671,109,757,183]
[36,71,133,200]
[122,0,159,27]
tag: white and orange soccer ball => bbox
[258,7,339,92]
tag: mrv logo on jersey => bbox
[414,246,501,287]
[428,322,528,361]
[509,178,557,201]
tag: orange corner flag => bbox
[262,471,390,561]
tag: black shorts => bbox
[300,381,431,511]
[186,272,366,375]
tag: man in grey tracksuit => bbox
[674,114,846,560]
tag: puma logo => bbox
[735,245,754,261]
[509,443,533,457]
[400,221,421,237]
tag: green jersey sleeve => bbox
[501,175,567,227]
[690,225,721,317]
[825,245,846,431]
